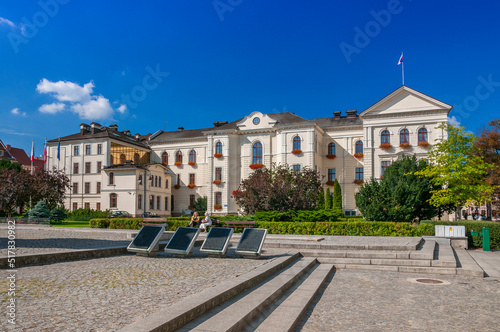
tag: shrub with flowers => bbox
[214,204,222,210]
[214,153,223,158]
[188,161,196,166]
[353,153,363,159]
[379,143,392,149]
[399,142,411,149]
[418,141,430,148]
[353,179,364,185]
[291,149,302,155]
[174,161,182,166]
[213,180,221,185]
[249,164,263,170]
[187,183,196,189]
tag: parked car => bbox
[109,211,132,218]
[140,212,160,218]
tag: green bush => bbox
[50,208,67,223]
[254,209,342,222]
[217,215,255,221]
[421,220,500,249]
[90,218,190,231]
[68,208,109,221]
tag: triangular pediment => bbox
[237,111,278,130]
[360,86,452,117]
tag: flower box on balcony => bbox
[174,161,182,166]
[213,180,222,185]
[188,161,196,166]
[187,183,196,189]
[325,180,335,186]
[162,162,168,166]
[326,154,336,160]
[379,143,392,150]
[418,141,430,148]
[173,184,181,189]
[249,164,263,170]
[354,153,364,159]
[232,190,243,197]
[214,204,222,210]
[291,149,302,155]
[353,179,364,185]
[399,142,411,149]
[214,153,223,158]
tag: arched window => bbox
[109,172,114,185]
[120,154,126,164]
[215,142,222,155]
[400,129,409,144]
[328,142,336,156]
[189,150,196,163]
[355,141,363,154]
[252,142,262,165]
[138,194,142,210]
[138,174,143,185]
[175,151,182,164]
[159,177,162,188]
[110,193,117,208]
[418,128,428,142]
[162,151,168,165]
[155,176,158,187]
[150,195,155,210]
[293,136,301,151]
[134,153,140,164]
[381,130,390,144]
[157,196,161,210]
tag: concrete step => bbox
[454,248,484,277]
[299,249,412,260]
[410,239,435,260]
[118,252,301,332]
[183,257,318,332]
[432,243,457,268]
[254,264,335,332]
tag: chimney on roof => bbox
[109,124,118,131]
[178,127,184,131]
[91,122,102,134]
[346,110,357,118]
[6,145,11,150]
[80,123,90,134]
[333,111,341,119]
[213,121,228,127]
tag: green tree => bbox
[0,169,32,217]
[316,190,325,210]
[28,201,51,220]
[415,124,496,207]
[50,207,67,223]
[0,158,22,171]
[333,179,342,210]
[193,196,207,213]
[325,187,332,209]
[356,155,450,222]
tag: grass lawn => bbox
[51,220,91,227]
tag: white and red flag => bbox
[397,52,403,66]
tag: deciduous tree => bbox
[333,179,342,210]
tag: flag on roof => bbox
[397,52,403,66]
[57,137,60,160]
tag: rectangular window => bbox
[157,196,161,210]
[215,192,222,206]
[96,182,101,194]
[85,202,90,209]
[165,197,168,211]
[176,174,180,185]
[73,183,78,194]
[292,164,301,173]
[150,195,154,210]
[73,163,79,174]
[96,203,101,211]
[355,167,364,181]
[85,162,91,174]
[85,144,91,155]
[138,194,142,210]
[97,161,102,173]
[97,144,102,154]
[171,195,174,212]
[74,146,79,156]
[190,195,195,208]
[189,174,195,185]
[381,161,391,176]
[84,182,90,194]
[73,202,78,211]
[165,179,169,189]
[328,169,336,182]
[215,167,222,181]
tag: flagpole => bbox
[31,139,34,176]
[402,61,405,86]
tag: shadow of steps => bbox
[182,257,318,332]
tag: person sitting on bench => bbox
[188,211,199,227]
[199,212,212,232]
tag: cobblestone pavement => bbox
[297,269,500,332]
[0,247,288,331]
[0,227,131,256]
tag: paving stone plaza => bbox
[1,226,499,331]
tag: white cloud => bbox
[117,104,127,114]
[37,78,118,120]
[70,96,114,120]
[0,17,16,28]
[0,128,31,136]
[10,107,26,117]
[36,79,94,103]
[39,103,66,114]
[448,116,461,127]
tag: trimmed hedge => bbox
[254,209,342,222]
[421,220,500,249]
[90,218,190,231]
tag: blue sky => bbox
[1,0,499,156]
